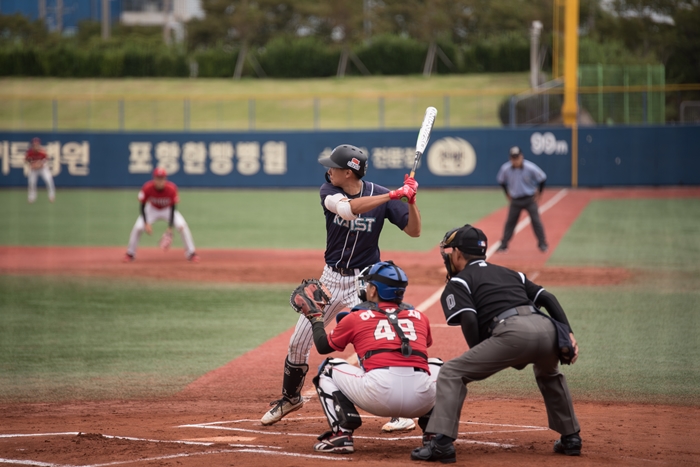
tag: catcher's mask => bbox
[319,144,368,182]
[440,224,488,279]
[356,260,408,304]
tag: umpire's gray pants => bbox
[425,314,579,439]
[501,195,547,247]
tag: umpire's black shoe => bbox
[411,437,456,464]
[554,432,582,456]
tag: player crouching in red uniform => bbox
[289,261,443,454]
[123,167,199,263]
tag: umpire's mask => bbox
[440,225,488,280]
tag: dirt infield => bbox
[1,187,699,467]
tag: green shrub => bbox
[355,34,426,75]
[258,37,338,78]
[193,47,239,78]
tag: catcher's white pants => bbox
[287,265,361,365]
[27,166,55,202]
[318,361,441,421]
[127,204,195,258]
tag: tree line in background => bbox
[0,0,697,83]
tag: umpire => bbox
[411,224,581,463]
[496,146,548,252]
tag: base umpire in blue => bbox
[496,146,548,252]
[411,224,581,463]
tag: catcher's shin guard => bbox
[282,357,309,402]
[313,360,362,431]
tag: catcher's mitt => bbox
[290,279,331,323]
[159,230,173,251]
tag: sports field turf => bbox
[1,189,699,405]
[0,74,529,131]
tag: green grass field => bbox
[1,189,699,405]
[0,74,528,131]
[0,188,507,251]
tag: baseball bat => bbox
[401,106,438,202]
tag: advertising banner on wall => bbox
[2,126,698,188]
[0,129,573,188]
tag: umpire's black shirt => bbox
[440,259,544,344]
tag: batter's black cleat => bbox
[411,436,456,464]
[496,244,508,252]
[313,430,354,454]
[539,243,549,253]
[554,432,582,456]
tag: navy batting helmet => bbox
[318,144,368,180]
[356,260,408,303]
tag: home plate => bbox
[187,436,257,443]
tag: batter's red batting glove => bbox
[403,174,418,192]
[389,185,416,201]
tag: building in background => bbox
[0,0,203,39]
[122,0,204,43]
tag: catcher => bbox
[289,261,443,454]
[123,167,199,263]
[25,137,56,203]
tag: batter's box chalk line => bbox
[0,432,350,466]
[179,417,549,448]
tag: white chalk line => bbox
[0,433,79,439]
[180,417,547,430]
[0,433,348,466]
[179,417,548,449]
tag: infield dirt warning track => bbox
[1,187,700,466]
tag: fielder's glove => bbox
[290,279,331,324]
[159,230,173,251]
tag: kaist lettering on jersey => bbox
[333,215,376,232]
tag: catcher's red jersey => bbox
[138,181,179,209]
[25,148,47,163]
[328,302,433,372]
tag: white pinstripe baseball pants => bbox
[287,265,361,365]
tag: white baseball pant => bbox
[287,265,361,365]
[318,361,441,419]
[27,166,55,202]
[127,204,195,258]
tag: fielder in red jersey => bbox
[123,167,198,263]
[25,137,55,203]
[303,261,443,454]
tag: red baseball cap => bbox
[153,167,167,178]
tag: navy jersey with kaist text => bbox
[320,181,409,270]
[440,260,545,343]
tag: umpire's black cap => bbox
[441,224,488,256]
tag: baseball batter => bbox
[289,261,442,454]
[25,137,55,203]
[261,144,421,433]
[123,167,199,263]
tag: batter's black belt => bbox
[488,305,537,333]
[331,266,362,276]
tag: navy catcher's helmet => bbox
[356,260,408,303]
[318,144,368,179]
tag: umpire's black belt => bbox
[331,266,361,276]
[488,305,537,333]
